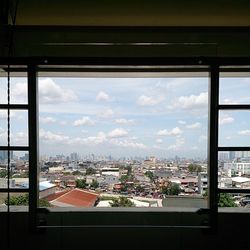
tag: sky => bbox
[0,75,249,159]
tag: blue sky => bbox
[0,75,249,159]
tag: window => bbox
[1,62,249,228]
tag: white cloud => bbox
[219,114,234,125]
[172,92,208,110]
[59,121,67,125]
[137,95,164,106]
[222,99,238,104]
[156,138,163,144]
[110,139,146,149]
[157,127,183,137]
[39,78,77,104]
[115,118,135,125]
[98,109,114,118]
[0,110,15,119]
[108,128,128,138]
[39,129,70,144]
[186,122,201,129]
[13,132,28,144]
[40,116,56,124]
[167,137,185,150]
[178,120,186,125]
[73,116,95,126]
[191,146,198,150]
[77,132,106,145]
[96,91,110,101]
[12,82,27,101]
[238,130,250,136]
[226,136,231,140]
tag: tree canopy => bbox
[161,182,181,196]
[109,196,135,207]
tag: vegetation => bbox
[218,193,237,207]
[145,171,154,181]
[86,167,96,175]
[188,164,202,173]
[72,170,83,176]
[76,179,87,189]
[90,179,99,189]
[5,194,51,207]
[162,182,181,196]
[0,169,8,178]
[109,196,135,207]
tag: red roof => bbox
[46,188,99,207]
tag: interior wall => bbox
[0,211,249,250]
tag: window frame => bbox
[1,57,249,230]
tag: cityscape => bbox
[1,150,250,209]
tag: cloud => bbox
[108,128,128,138]
[96,91,110,101]
[156,138,163,144]
[73,116,95,126]
[171,92,208,110]
[76,132,106,145]
[13,132,28,144]
[40,116,56,124]
[186,122,201,129]
[0,110,15,119]
[39,129,70,144]
[11,82,27,101]
[238,130,250,136]
[39,78,77,104]
[219,114,234,125]
[137,95,164,106]
[115,118,135,125]
[226,136,231,140]
[98,109,114,118]
[178,120,186,125]
[110,139,146,149]
[167,137,185,150]
[157,127,183,137]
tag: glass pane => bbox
[219,111,250,147]
[219,74,250,105]
[0,74,7,104]
[0,192,29,212]
[10,73,28,104]
[0,151,29,188]
[218,193,250,208]
[10,110,28,146]
[38,73,208,209]
[0,110,7,146]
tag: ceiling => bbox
[8,0,250,26]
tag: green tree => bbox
[90,179,99,189]
[86,167,96,175]
[5,194,51,207]
[218,193,237,207]
[0,169,8,178]
[109,196,135,207]
[145,171,154,181]
[188,164,202,173]
[162,182,181,195]
[76,179,87,189]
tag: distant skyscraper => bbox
[229,151,235,161]
[0,151,13,161]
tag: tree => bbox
[0,169,8,178]
[109,196,135,207]
[90,179,99,189]
[86,167,96,175]
[161,182,181,196]
[145,171,154,181]
[76,179,87,189]
[188,164,202,173]
[5,194,51,207]
[218,193,237,207]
